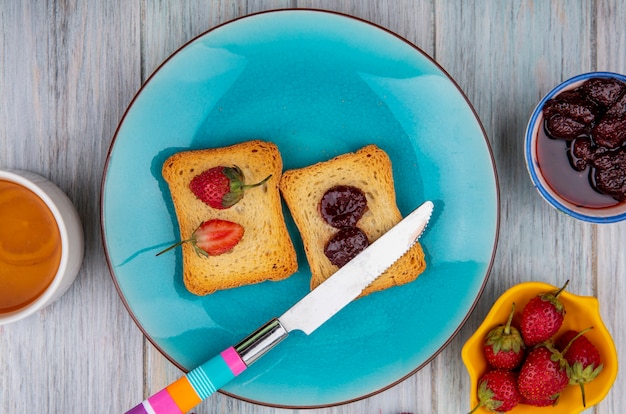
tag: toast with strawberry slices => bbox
[279,145,427,297]
[161,140,297,295]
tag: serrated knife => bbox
[126,200,433,414]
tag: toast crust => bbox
[162,140,297,295]
[279,145,426,296]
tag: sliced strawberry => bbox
[193,219,244,256]
[156,219,244,257]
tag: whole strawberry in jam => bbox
[520,280,569,346]
[469,370,521,413]
[156,219,244,257]
[517,344,569,405]
[556,329,604,407]
[189,166,271,209]
[484,303,526,370]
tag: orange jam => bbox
[0,179,62,313]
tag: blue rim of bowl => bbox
[524,71,626,224]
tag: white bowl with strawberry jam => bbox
[525,72,626,223]
[0,170,84,325]
[462,281,618,413]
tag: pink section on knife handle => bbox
[220,347,247,376]
[147,389,183,414]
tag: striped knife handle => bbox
[125,347,246,414]
[124,319,288,414]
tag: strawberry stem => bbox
[553,279,570,297]
[504,302,516,335]
[560,326,594,356]
[156,238,193,256]
[580,383,587,407]
[467,403,483,414]
[242,174,272,190]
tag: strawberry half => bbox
[484,303,526,370]
[556,329,604,407]
[156,219,244,257]
[189,166,271,209]
[520,280,569,346]
[469,370,521,413]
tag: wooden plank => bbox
[433,1,597,413]
[596,221,626,413]
[595,1,626,412]
[141,0,298,81]
[0,1,144,413]
[295,0,435,56]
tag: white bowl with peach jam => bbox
[0,170,84,324]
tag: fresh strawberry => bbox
[556,329,604,407]
[484,303,526,370]
[520,394,557,407]
[156,219,244,257]
[189,166,271,209]
[469,370,521,413]
[520,280,569,346]
[517,344,569,404]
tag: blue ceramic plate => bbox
[102,10,499,408]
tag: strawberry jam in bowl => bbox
[525,72,626,223]
[462,281,618,413]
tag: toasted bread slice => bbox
[279,145,426,296]
[162,140,297,295]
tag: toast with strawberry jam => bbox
[161,140,297,295]
[279,145,426,296]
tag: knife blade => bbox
[126,200,433,414]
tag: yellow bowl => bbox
[462,282,618,413]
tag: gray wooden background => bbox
[1,1,624,413]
